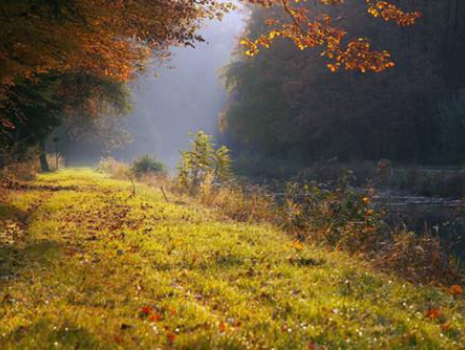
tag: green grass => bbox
[0,168,464,349]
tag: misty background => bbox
[114,7,246,168]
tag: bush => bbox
[96,156,131,179]
[280,169,463,285]
[281,169,383,250]
[131,155,166,178]
[178,131,232,195]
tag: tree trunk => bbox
[39,140,50,172]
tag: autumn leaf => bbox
[449,285,463,296]
[426,308,441,320]
[440,322,452,332]
[140,306,153,317]
[149,313,163,322]
[293,241,304,252]
[308,342,324,350]
[166,331,176,343]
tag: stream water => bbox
[375,193,465,259]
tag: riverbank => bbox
[0,169,464,349]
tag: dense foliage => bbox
[0,72,131,170]
[0,0,231,168]
[223,1,465,166]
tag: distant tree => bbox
[131,155,166,178]
[222,1,465,166]
[438,90,465,162]
[0,72,131,171]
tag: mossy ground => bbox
[0,169,464,349]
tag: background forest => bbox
[222,0,465,172]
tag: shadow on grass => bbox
[0,241,63,287]
[0,318,103,349]
[0,202,26,221]
[0,199,64,284]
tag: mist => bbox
[115,8,246,168]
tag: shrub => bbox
[131,155,166,178]
[281,169,383,250]
[374,229,463,285]
[96,156,131,180]
[280,169,463,285]
[178,131,232,195]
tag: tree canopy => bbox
[0,0,419,95]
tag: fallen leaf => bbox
[293,241,303,252]
[114,335,123,344]
[140,306,153,316]
[166,331,176,343]
[149,313,163,322]
[449,285,462,296]
[440,322,452,332]
[426,308,441,319]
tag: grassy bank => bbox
[0,169,464,349]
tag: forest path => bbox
[0,169,464,349]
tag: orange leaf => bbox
[149,313,163,322]
[293,241,304,252]
[426,308,441,319]
[449,285,463,296]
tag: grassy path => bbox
[0,169,464,349]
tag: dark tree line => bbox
[222,0,465,166]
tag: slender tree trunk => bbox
[39,140,50,172]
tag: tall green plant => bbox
[178,131,232,194]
